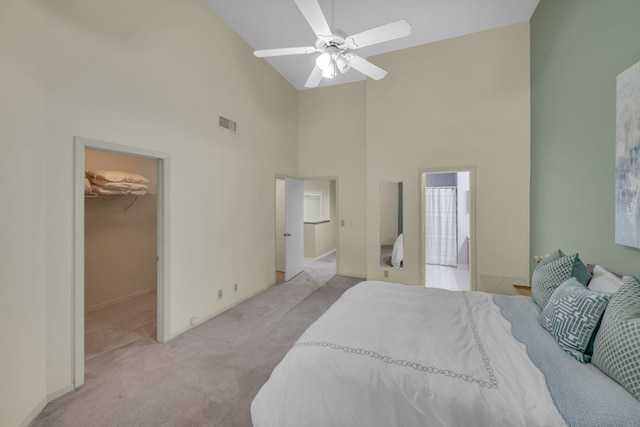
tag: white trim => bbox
[304,248,336,261]
[85,289,154,314]
[73,137,171,390]
[19,397,46,427]
[166,282,273,339]
[46,384,75,403]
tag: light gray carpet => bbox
[33,257,361,427]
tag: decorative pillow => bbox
[592,276,640,401]
[532,253,592,309]
[540,277,611,362]
[539,249,565,266]
[589,265,624,294]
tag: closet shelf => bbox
[84,194,143,211]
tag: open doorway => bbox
[421,168,474,291]
[74,137,169,388]
[84,149,158,364]
[274,177,338,283]
[302,179,337,278]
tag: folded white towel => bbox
[91,184,147,197]
[91,178,148,192]
[86,169,149,184]
[91,185,127,196]
[84,178,93,194]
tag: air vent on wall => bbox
[219,116,237,133]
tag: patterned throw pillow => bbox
[532,253,592,309]
[592,276,640,401]
[540,277,611,362]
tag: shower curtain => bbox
[425,187,457,266]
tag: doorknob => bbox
[283,233,292,237]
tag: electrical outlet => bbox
[384,270,389,278]
[234,282,238,292]
[190,317,197,326]
[217,290,223,300]
[340,220,345,226]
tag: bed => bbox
[252,271,640,426]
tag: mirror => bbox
[380,181,404,268]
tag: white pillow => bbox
[87,169,149,184]
[588,265,623,293]
[91,178,148,192]
[391,233,404,268]
[84,178,92,194]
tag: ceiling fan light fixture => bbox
[321,61,337,79]
[335,54,351,74]
[315,52,331,70]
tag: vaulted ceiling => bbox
[204,0,539,90]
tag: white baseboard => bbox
[304,248,336,261]
[167,283,275,340]
[85,288,154,313]
[47,384,75,402]
[22,397,47,427]
[22,383,76,426]
[337,270,366,279]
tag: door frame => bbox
[300,176,340,273]
[73,137,171,388]
[274,175,340,282]
[419,166,476,290]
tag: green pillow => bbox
[592,276,640,401]
[532,253,592,309]
[540,277,611,363]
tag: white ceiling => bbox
[204,0,539,90]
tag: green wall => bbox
[531,0,640,277]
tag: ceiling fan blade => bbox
[294,0,332,39]
[345,20,411,50]
[304,65,323,88]
[254,46,317,58]
[347,54,387,80]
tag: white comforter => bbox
[251,281,567,427]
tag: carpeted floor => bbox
[33,254,361,427]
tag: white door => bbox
[284,177,304,281]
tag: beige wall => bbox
[366,22,531,291]
[298,83,367,277]
[84,150,158,309]
[304,222,336,259]
[2,1,298,424]
[0,1,48,426]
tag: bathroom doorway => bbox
[420,168,475,291]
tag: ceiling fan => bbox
[254,0,411,88]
